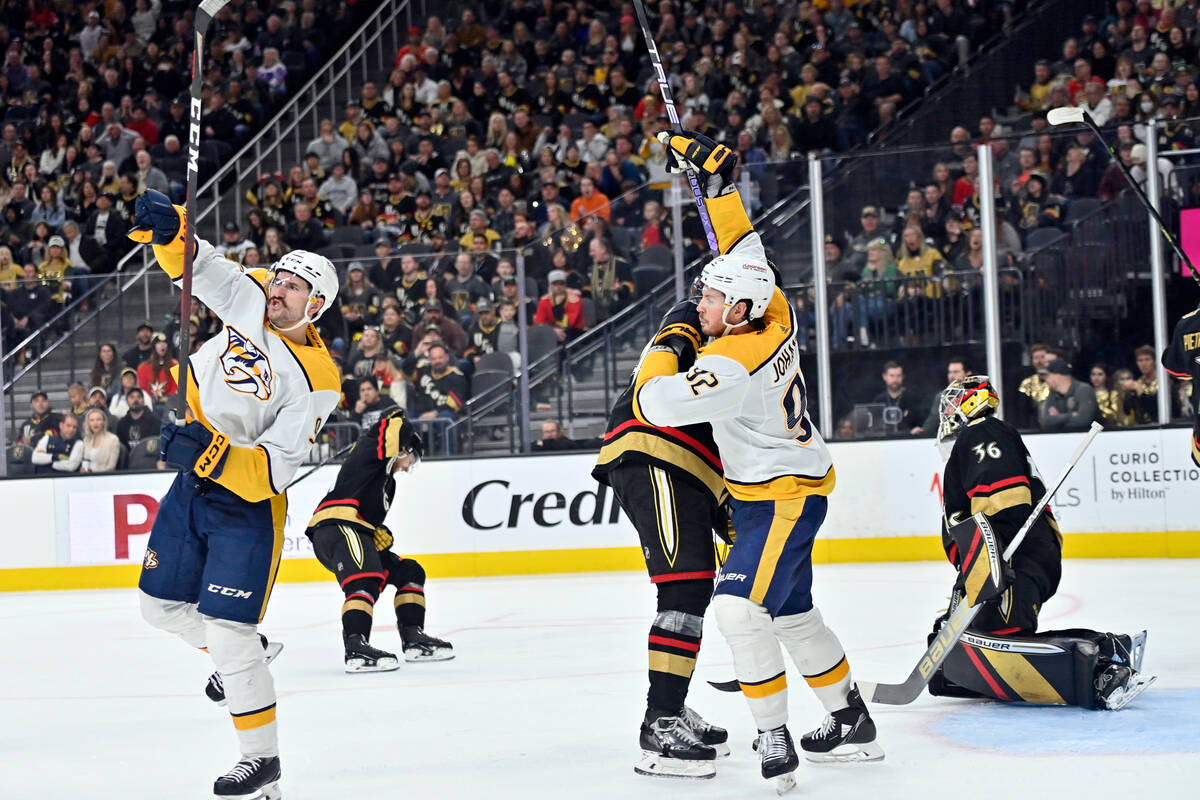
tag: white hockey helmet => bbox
[270,250,339,329]
[694,253,775,333]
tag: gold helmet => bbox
[937,375,1000,446]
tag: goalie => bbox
[930,376,1153,710]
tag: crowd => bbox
[832,340,1190,441]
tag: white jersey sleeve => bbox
[635,354,751,428]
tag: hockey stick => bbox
[631,0,719,254]
[284,439,356,492]
[707,421,1104,702]
[173,0,232,420]
[856,420,1103,705]
[1047,106,1200,285]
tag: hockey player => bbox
[930,376,1154,709]
[305,407,453,670]
[130,189,342,799]
[1162,306,1199,465]
[592,299,730,778]
[631,130,882,793]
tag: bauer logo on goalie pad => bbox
[220,326,274,401]
[207,583,253,599]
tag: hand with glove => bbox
[128,189,188,252]
[657,129,739,198]
[160,418,229,478]
[373,526,395,551]
[652,299,703,359]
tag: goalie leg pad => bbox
[713,594,789,731]
[774,608,854,713]
[937,628,1147,709]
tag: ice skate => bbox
[1095,663,1156,710]
[800,686,884,763]
[400,625,454,662]
[634,713,717,779]
[344,633,400,673]
[681,705,730,757]
[206,636,284,705]
[213,755,281,799]
[756,725,799,794]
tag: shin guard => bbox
[713,594,789,731]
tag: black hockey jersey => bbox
[305,411,419,535]
[1162,306,1200,466]
[942,416,1062,597]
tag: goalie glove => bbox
[652,299,703,359]
[657,129,738,198]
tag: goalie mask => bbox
[268,250,340,331]
[692,253,775,336]
[937,376,999,459]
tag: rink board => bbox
[1,426,1197,590]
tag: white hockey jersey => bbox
[165,240,341,502]
[632,224,834,502]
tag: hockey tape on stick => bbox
[856,422,1102,705]
[1049,108,1200,286]
[631,0,719,254]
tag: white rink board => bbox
[0,427,1195,570]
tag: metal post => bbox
[515,249,532,453]
[0,310,8,478]
[807,154,833,440]
[740,167,753,217]
[977,144,1004,416]
[1144,127,1172,425]
[671,175,684,301]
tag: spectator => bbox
[534,269,586,343]
[914,357,971,436]
[873,361,922,432]
[1017,342,1054,428]
[410,302,468,357]
[285,202,328,250]
[569,176,610,223]
[319,162,358,215]
[137,334,178,404]
[86,192,128,269]
[345,327,389,379]
[66,381,88,417]
[353,375,399,430]
[123,323,155,368]
[110,370,153,419]
[1077,80,1114,126]
[1009,173,1062,235]
[340,263,381,338]
[404,341,468,445]
[1039,358,1100,431]
[583,237,633,319]
[1050,146,1101,199]
[1119,345,1160,425]
[445,252,494,323]
[90,343,120,396]
[30,184,66,229]
[213,221,256,264]
[61,221,108,275]
[464,298,501,361]
[79,408,121,473]
[31,414,82,474]
[17,391,61,445]
[534,420,599,451]
[306,119,350,171]
[7,264,54,335]
[379,303,413,359]
[1089,363,1128,428]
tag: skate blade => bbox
[214,780,281,800]
[713,741,731,758]
[1105,674,1156,710]
[803,741,885,763]
[772,773,797,795]
[263,642,284,665]
[1129,630,1148,672]
[404,649,455,662]
[345,657,400,673]
[634,751,716,779]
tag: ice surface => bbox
[0,560,1195,798]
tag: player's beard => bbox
[267,296,305,330]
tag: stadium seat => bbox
[127,437,162,471]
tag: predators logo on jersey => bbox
[220,326,274,401]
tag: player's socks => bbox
[635,712,717,779]
[344,632,399,673]
[399,625,454,662]
[756,724,799,794]
[213,755,281,799]
[206,635,283,706]
[681,705,729,757]
[799,686,884,762]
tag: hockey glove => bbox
[160,419,230,478]
[128,189,188,253]
[373,526,394,551]
[652,299,703,359]
[657,130,738,199]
